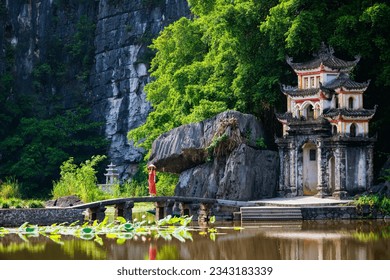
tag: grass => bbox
[354,194,390,215]
[0,198,45,209]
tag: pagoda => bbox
[276,43,376,199]
[104,162,119,185]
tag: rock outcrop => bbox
[149,110,266,173]
[45,195,83,208]
[150,110,279,201]
[175,144,278,200]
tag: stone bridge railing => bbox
[71,196,219,222]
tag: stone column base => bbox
[315,185,330,198]
[332,191,348,200]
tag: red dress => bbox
[148,169,156,195]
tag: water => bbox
[0,219,388,260]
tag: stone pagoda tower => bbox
[276,43,376,199]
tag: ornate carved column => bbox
[289,141,298,196]
[367,143,375,189]
[277,146,286,197]
[315,139,328,198]
[333,143,347,199]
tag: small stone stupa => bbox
[104,162,119,185]
[99,162,119,193]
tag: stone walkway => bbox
[252,196,353,207]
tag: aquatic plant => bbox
[0,215,194,246]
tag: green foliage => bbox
[380,169,390,182]
[128,1,279,151]
[121,180,148,197]
[256,137,267,149]
[0,198,44,209]
[354,194,390,215]
[52,155,107,202]
[0,177,21,199]
[66,15,96,82]
[0,108,107,198]
[206,133,229,161]
[155,173,178,196]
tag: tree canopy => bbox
[129,0,390,171]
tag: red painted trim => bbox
[294,98,320,104]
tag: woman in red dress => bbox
[147,164,157,196]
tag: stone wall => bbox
[0,208,85,227]
[300,206,387,220]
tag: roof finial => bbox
[317,42,333,59]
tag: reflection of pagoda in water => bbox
[276,43,376,199]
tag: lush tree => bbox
[129,0,390,175]
[128,0,280,151]
[0,109,107,198]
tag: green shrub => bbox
[52,155,106,202]
[1,201,10,208]
[354,194,390,215]
[0,177,21,199]
[380,196,390,215]
[26,200,45,208]
[255,137,267,149]
[156,173,178,196]
[122,180,148,197]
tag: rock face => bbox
[150,110,279,201]
[1,0,190,180]
[149,110,266,173]
[175,144,279,200]
[89,0,191,180]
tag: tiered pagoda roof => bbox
[286,42,360,71]
[322,107,377,120]
[280,85,319,97]
[281,73,370,98]
[321,73,370,91]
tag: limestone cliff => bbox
[90,0,190,180]
[0,0,190,180]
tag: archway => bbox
[350,123,357,137]
[306,105,314,120]
[332,125,337,135]
[302,142,318,195]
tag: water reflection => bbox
[0,220,388,260]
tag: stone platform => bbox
[238,197,367,221]
[252,196,352,207]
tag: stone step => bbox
[240,207,303,221]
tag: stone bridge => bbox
[72,196,222,222]
[71,196,256,222]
